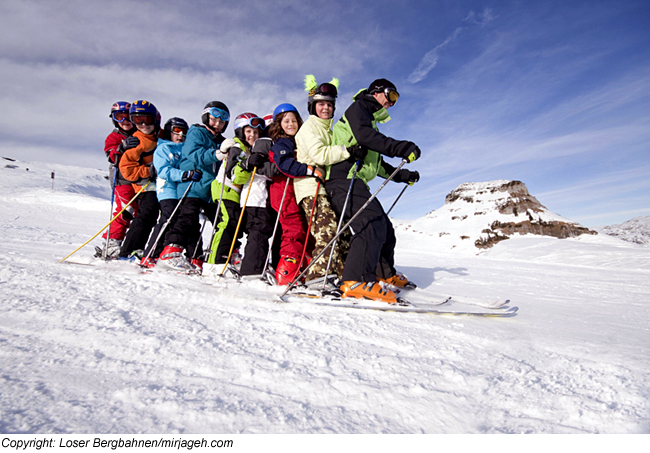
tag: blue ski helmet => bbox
[110,101,131,128]
[272,103,299,121]
[129,100,161,130]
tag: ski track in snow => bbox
[1,162,649,434]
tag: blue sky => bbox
[1,0,648,226]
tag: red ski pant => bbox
[103,183,136,240]
[269,178,306,259]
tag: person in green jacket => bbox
[328,78,421,303]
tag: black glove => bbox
[394,169,420,185]
[182,169,203,182]
[246,153,267,169]
[148,164,157,179]
[116,136,140,155]
[347,144,367,162]
[395,141,420,163]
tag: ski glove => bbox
[306,165,326,181]
[182,169,203,182]
[116,136,140,155]
[394,169,420,185]
[244,153,267,170]
[347,144,367,162]
[395,141,420,163]
[216,138,236,161]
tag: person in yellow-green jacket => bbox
[328,78,421,303]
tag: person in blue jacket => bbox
[158,102,229,271]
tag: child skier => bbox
[100,101,138,258]
[158,102,228,271]
[118,100,162,260]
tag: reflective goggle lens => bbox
[112,112,130,122]
[318,83,338,98]
[248,117,265,128]
[206,107,230,122]
[131,114,155,125]
[171,126,187,135]
[385,88,399,104]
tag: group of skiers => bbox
[101,76,421,303]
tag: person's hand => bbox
[115,136,140,155]
[347,144,367,161]
[396,141,420,163]
[216,138,236,160]
[182,169,203,182]
[306,165,326,181]
[247,153,267,169]
[394,169,419,185]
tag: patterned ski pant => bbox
[299,194,349,282]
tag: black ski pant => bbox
[144,198,178,259]
[325,178,396,282]
[164,197,217,259]
[239,205,274,276]
[209,199,243,265]
[120,191,160,258]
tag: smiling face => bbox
[280,112,299,136]
[243,126,259,145]
[315,101,334,120]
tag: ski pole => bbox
[218,167,257,278]
[297,181,320,276]
[140,181,194,267]
[191,209,208,259]
[206,157,228,262]
[102,161,119,260]
[261,176,290,279]
[386,184,409,216]
[60,181,150,263]
[323,161,359,286]
[280,159,408,298]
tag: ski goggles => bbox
[203,107,230,122]
[239,117,265,129]
[112,111,131,123]
[170,126,187,135]
[384,88,399,104]
[130,114,155,126]
[317,83,338,98]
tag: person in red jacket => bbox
[118,100,161,259]
[100,101,139,258]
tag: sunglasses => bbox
[203,107,230,122]
[241,117,265,129]
[171,126,187,135]
[384,88,399,104]
[112,112,131,123]
[130,114,155,126]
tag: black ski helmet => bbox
[304,75,339,116]
[162,117,189,141]
[201,101,230,133]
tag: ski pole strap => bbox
[386,184,409,216]
[59,181,151,263]
[281,159,408,297]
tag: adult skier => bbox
[329,78,421,303]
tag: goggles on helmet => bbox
[317,83,338,98]
[383,88,399,104]
[239,117,265,129]
[112,111,131,123]
[203,107,230,122]
[130,114,155,126]
[171,126,187,135]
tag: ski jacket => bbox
[232,137,279,208]
[330,89,411,185]
[104,128,134,186]
[118,130,158,192]
[153,139,184,202]
[176,124,224,202]
[294,115,349,203]
[270,137,310,179]
[211,139,246,205]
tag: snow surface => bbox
[1,160,649,434]
[597,216,650,246]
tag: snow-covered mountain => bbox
[395,180,596,253]
[1,159,649,434]
[597,216,650,246]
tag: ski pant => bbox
[103,183,136,241]
[143,198,178,259]
[119,191,160,258]
[269,178,306,260]
[325,178,396,283]
[299,194,348,281]
[164,197,216,260]
[207,199,242,265]
[239,205,274,276]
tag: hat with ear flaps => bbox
[305,74,340,116]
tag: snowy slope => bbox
[1,160,649,434]
[597,216,650,246]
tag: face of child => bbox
[170,130,186,144]
[209,116,226,135]
[131,115,155,135]
[244,126,259,145]
[280,112,299,136]
[315,101,334,120]
[119,119,134,132]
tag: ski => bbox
[385,285,510,310]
